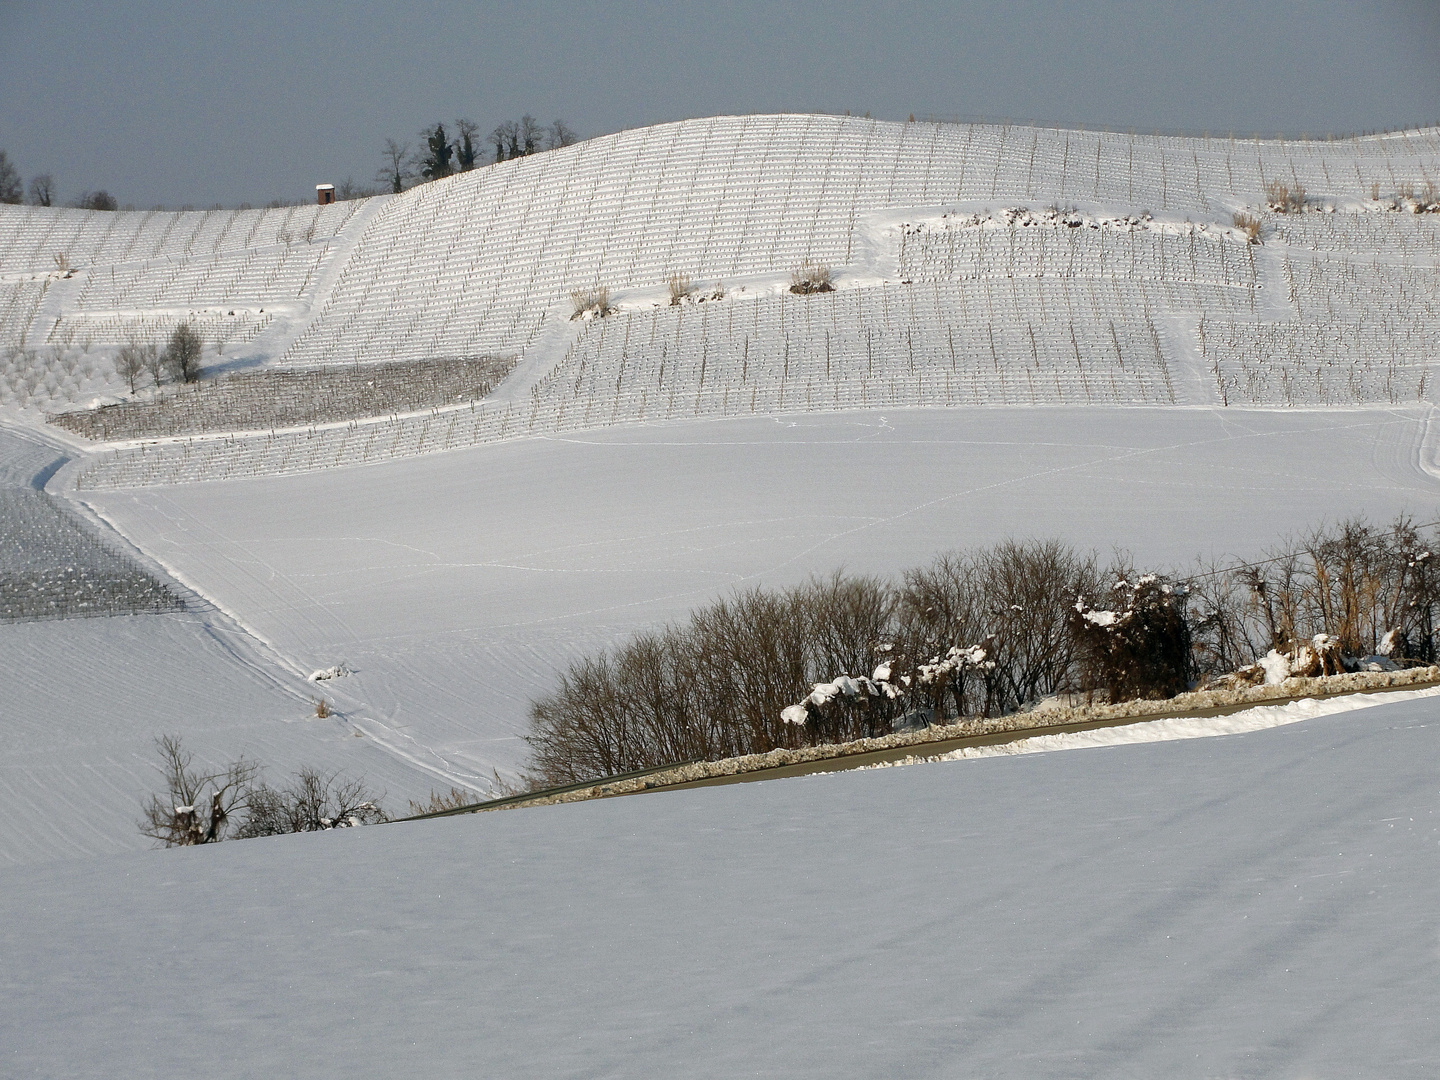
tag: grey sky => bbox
[2,0,1438,208]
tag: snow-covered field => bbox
[79,405,1440,791]
[3,692,1436,1078]
[3,113,1440,1071]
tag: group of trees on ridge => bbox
[0,114,579,212]
[0,148,117,210]
[374,115,578,194]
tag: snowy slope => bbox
[3,695,1437,1078]
[4,115,1440,859]
[81,406,1440,786]
[0,115,1436,486]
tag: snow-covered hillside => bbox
[3,693,1437,1078]
[4,115,1440,861]
[0,115,1437,485]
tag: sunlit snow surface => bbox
[83,405,1440,787]
[2,694,1437,1078]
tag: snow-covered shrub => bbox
[527,516,1440,783]
[1189,515,1440,684]
[1232,212,1263,244]
[570,286,612,320]
[527,573,896,784]
[789,259,832,295]
[1264,180,1307,214]
[667,272,692,306]
[1071,574,1192,702]
[141,737,389,846]
[894,540,1104,719]
[1395,182,1440,213]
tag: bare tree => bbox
[547,120,578,150]
[144,338,166,387]
[491,120,519,162]
[27,174,54,207]
[74,190,118,211]
[139,735,259,846]
[376,138,415,194]
[115,337,148,393]
[519,115,543,155]
[163,321,202,383]
[0,150,21,204]
[454,119,481,171]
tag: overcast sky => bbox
[2,0,1438,208]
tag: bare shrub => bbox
[789,259,833,295]
[526,517,1440,784]
[139,735,258,846]
[527,573,897,784]
[140,736,387,846]
[528,543,1100,783]
[314,697,331,718]
[569,286,611,320]
[1232,212,1263,244]
[667,272,692,306]
[408,786,484,815]
[235,768,387,837]
[1263,180,1307,213]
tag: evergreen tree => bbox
[420,124,455,181]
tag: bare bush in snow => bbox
[1232,212,1263,244]
[234,767,387,838]
[570,286,612,320]
[1264,180,1307,214]
[667,272,692,306]
[789,259,833,295]
[140,736,387,846]
[139,735,259,846]
[408,787,484,815]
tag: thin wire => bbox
[1183,518,1440,583]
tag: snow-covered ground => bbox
[79,405,1440,792]
[3,114,1439,1071]
[3,692,1436,1078]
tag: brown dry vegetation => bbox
[527,516,1440,786]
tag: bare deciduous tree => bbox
[28,173,54,207]
[140,735,259,846]
[454,119,481,171]
[376,138,416,194]
[163,321,202,383]
[115,336,149,393]
[0,150,20,204]
[547,120,578,150]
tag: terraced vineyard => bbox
[0,114,1434,487]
